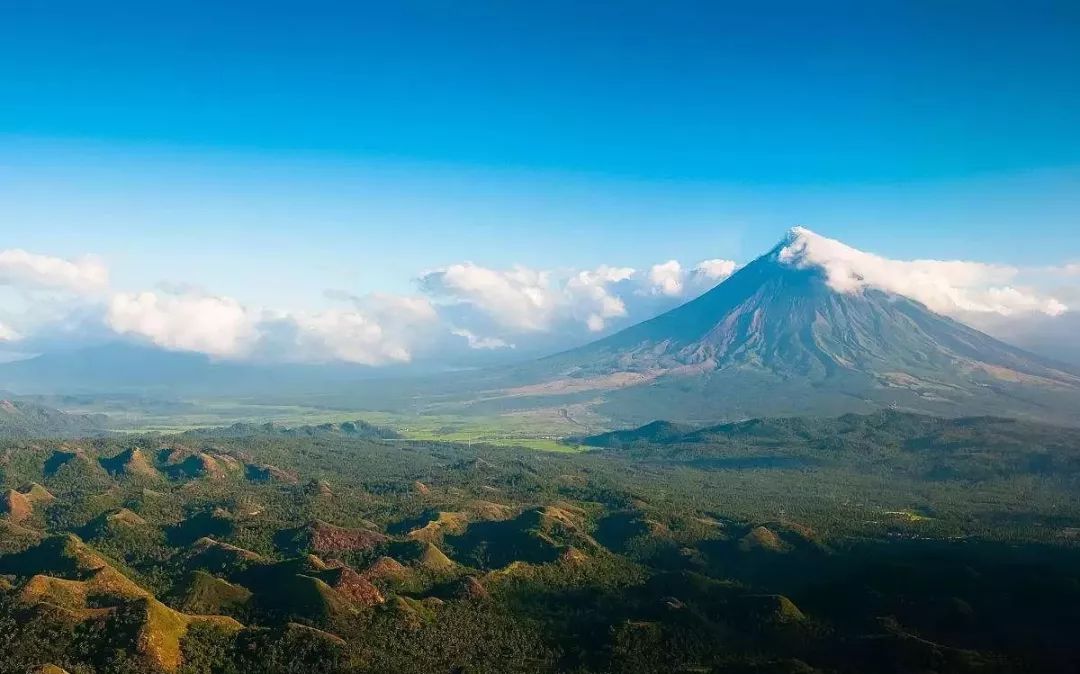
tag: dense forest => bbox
[1,413,1079,673]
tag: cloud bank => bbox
[0,231,1075,366]
[108,291,257,357]
[451,328,514,350]
[0,321,19,342]
[0,249,108,294]
[105,289,439,365]
[779,227,1067,317]
[646,259,738,298]
[419,263,559,332]
[419,258,734,336]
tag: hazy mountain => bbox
[0,341,534,404]
[183,419,401,440]
[479,229,1080,425]
[0,399,111,438]
[0,343,409,397]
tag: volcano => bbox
[495,229,1080,425]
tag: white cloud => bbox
[0,321,19,342]
[107,291,258,357]
[0,249,108,293]
[421,257,739,336]
[451,328,513,350]
[420,262,637,333]
[328,290,439,323]
[648,260,684,297]
[288,292,438,364]
[284,309,411,364]
[0,245,743,359]
[646,258,737,298]
[420,263,557,331]
[693,258,738,282]
[779,227,1067,317]
[564,265,635,331]
[105,288,439,365]
[0,248,111,348]
[373,293,437,319]
[979,287,1068,316]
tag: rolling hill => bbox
[2,414,1079,672]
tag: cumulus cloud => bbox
[0,243,746,362]
[281,310,411,364]
[779,227,1067,318]
[0,246,441,364]
[0,249,108,294]
[107,291,259,357]
[0,248,111,350]
[419,263,556,332]
[106,288,439,365]
[564,265,635,331]
[326,290,438,323]
[451,328,514,350]
[0,321,19,342]
[419,262,638,333]
[648,260,684,297]
[645,258,738,298]
[693,258,738,283]
[286,292,439,364]
[420,257,737,336]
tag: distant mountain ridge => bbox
[0,399,111,438]
[0,343,402,396]
[183,419,401,440]
[577,410,1080,482]
[579,410,1036,449]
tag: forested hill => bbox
[0,399,111,438]
[183,419,401,440]
[577,411,1080,478]
[581,410,1080,449]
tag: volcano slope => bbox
[469,229,1080,426]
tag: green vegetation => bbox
[0,399,110,438]
[0,413,1078,672]
[0,392,591,452]
[333,411,590,452]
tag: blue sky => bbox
[1,1,1079,363]
[4,1,1079,180]
[3,141,1079,309]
